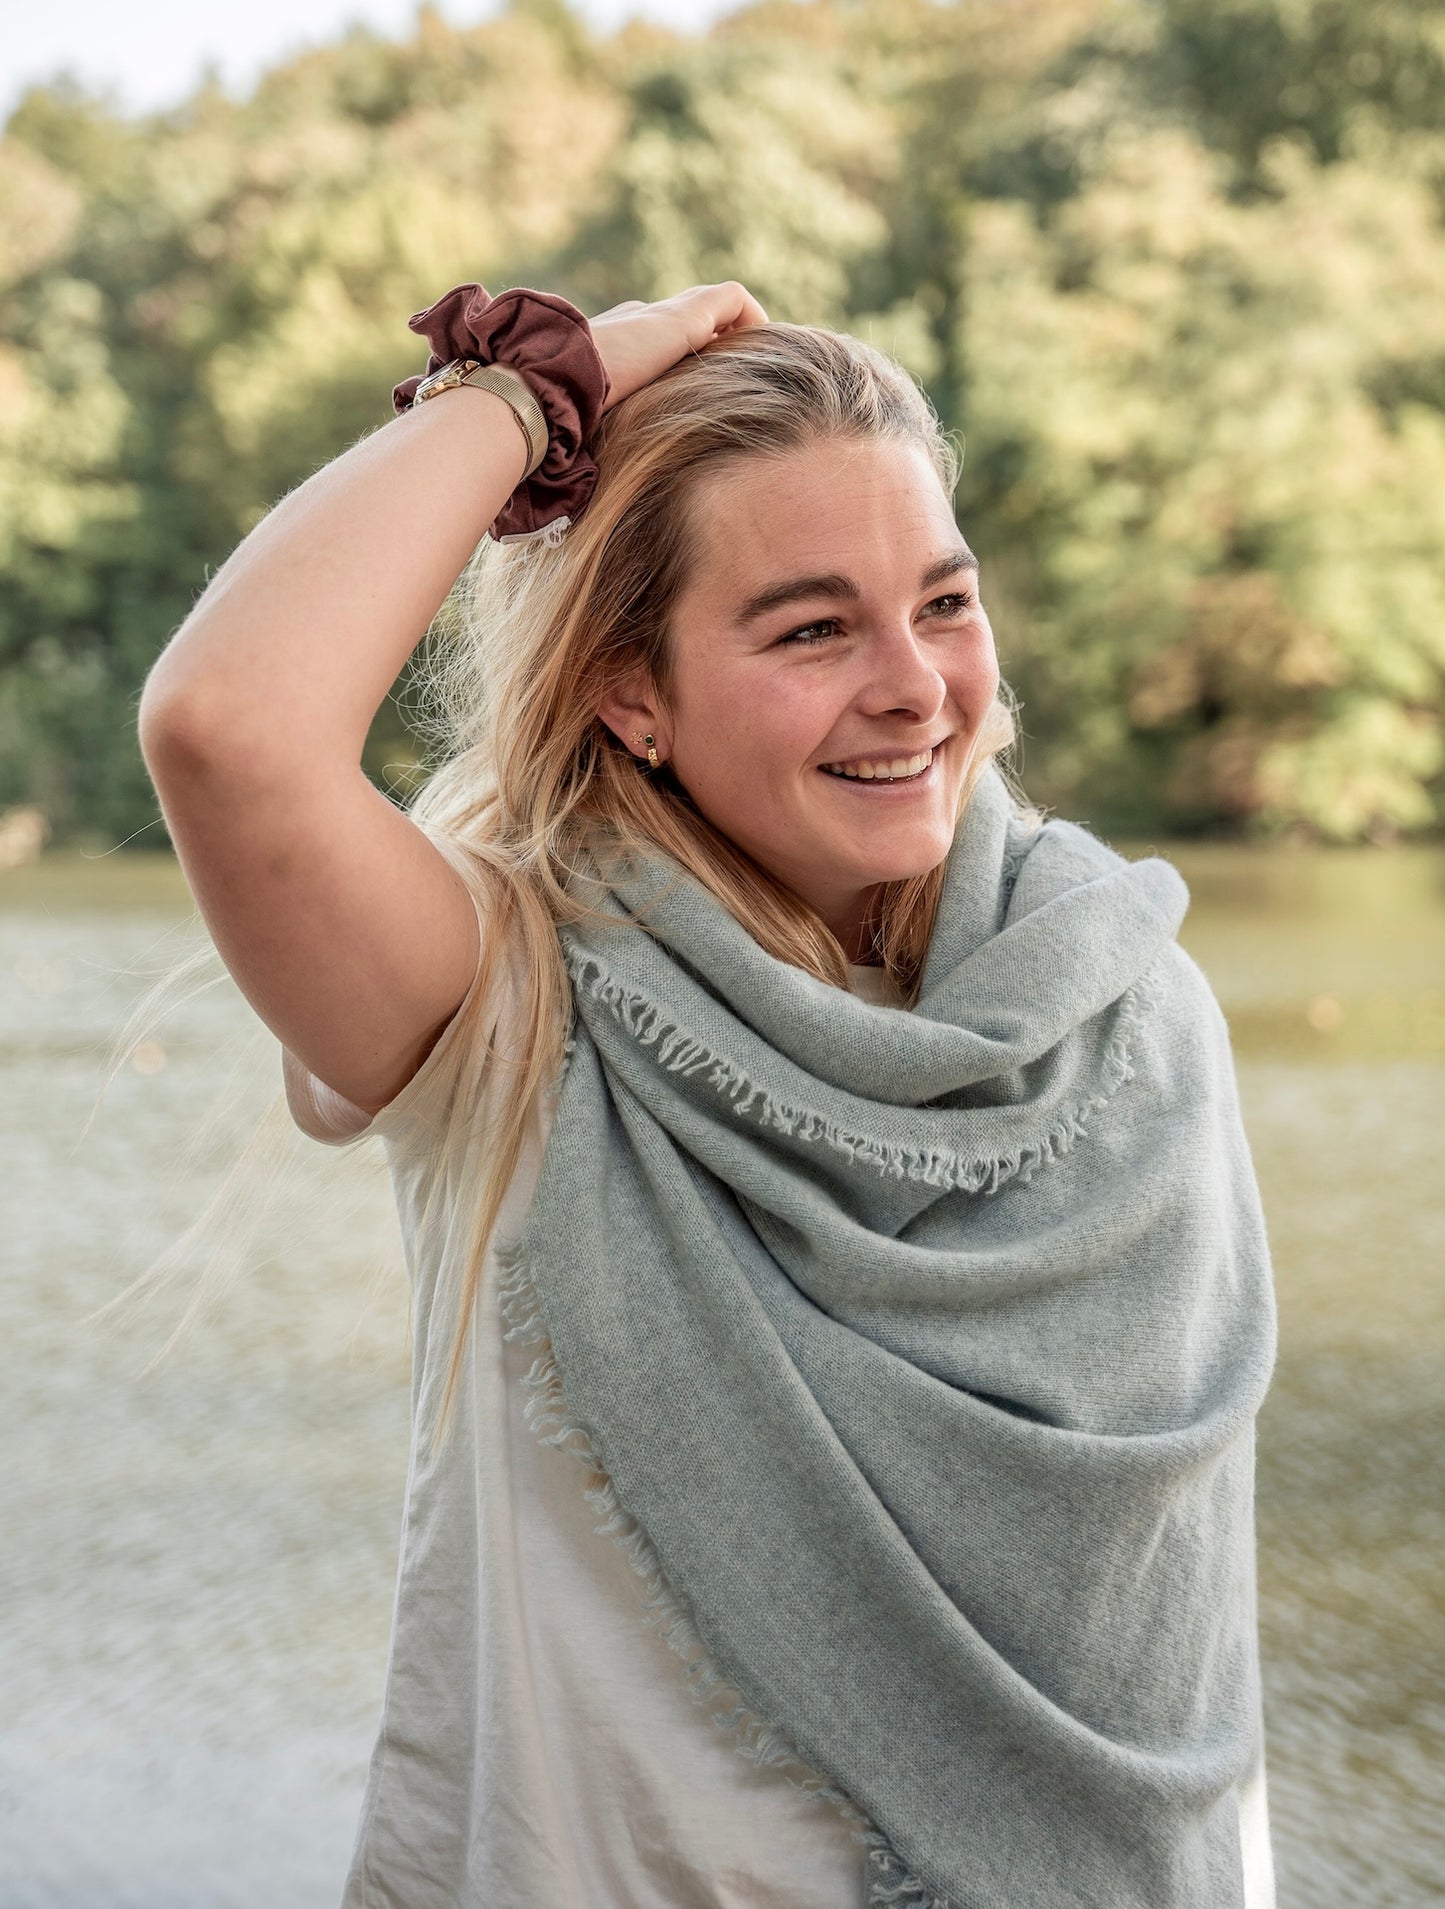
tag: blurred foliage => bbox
[1,0,1442,846]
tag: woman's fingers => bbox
[707,281,771,332]
[666,281,770,347]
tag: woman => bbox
[137,280,1277,1908]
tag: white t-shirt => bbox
[284,929,1275,1909]
[284,937,901,1908]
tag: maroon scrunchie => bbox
[393,282,611,543]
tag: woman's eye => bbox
[779,593,974,647]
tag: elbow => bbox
[137,675,216,780]
[137,667,261,790]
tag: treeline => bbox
[2,0,1442,845]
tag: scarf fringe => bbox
[495,1232,958,1909]
[566,950,1170,1199]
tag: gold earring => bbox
[642,733,661,770]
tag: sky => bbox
[2,0,742,124]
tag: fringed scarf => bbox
[496,760,1277,1908]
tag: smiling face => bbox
[595,432,1001,961]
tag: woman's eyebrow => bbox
[732,548,978,626]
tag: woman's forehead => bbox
[685,440,959,598]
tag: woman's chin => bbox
[826,833,953,890]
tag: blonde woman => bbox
[137,280,1277,1909]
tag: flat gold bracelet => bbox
[410,357,550,477]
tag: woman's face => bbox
[597,434,1001,959]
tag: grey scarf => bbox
[497,760,1277,1908]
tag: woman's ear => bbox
[596,671,668,761]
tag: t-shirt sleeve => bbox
[281,1046,381,1147]
[280,832,508,1155]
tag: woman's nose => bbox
[859,623,949,718]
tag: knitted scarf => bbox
[497,760,1277,1909]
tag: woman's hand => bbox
[589,281,770,415]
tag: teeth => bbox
[821,748,933,781]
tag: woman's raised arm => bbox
[137,386,532,1117]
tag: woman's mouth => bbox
[817,744,937,787]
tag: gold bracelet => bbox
[409,357,550,478]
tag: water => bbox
[3,841,1442,1906]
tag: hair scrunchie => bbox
[392,282,612,545]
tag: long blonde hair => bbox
[97,319,1038,1449]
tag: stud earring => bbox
[641,733,661,770]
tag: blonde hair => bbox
[97,318,1039,1450]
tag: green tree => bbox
[1,0,1441,845]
